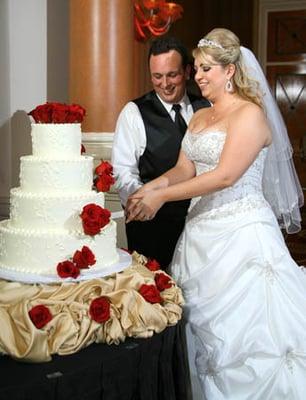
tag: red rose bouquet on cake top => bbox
[28,102,86,123]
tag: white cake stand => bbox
[0,248,132,284]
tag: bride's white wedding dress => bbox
[171,130,306,400]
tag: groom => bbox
[112,36,210,269]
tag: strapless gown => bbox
[171,130,306,399]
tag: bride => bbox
[125,28,306,399]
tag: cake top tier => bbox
[31,123,82,158]
[28,102,86,158]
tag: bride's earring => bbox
[225,79,233,93]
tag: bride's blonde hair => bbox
[193,28,262,107]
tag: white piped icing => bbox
[0,220,118,275]
[0,123,119,277]
[20,155,93,193]
[9,188,105,230]
[31,123,82,158]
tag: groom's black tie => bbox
[172,104,187,136]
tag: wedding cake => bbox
[0,103,119,279]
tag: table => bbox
[0,321,191,400]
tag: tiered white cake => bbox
[0,123,119,278]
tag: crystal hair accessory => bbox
[197,38,224,49]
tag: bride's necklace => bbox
[210,100,238,122]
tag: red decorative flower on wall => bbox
[134,0,184,42]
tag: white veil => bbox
[240,46,304,233]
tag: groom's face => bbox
[149,50,190,104]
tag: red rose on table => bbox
[57,260,80,278]
[29,305,52,329]
[94,173,115,192]
[95,161,113,176]
[89,296,111,323]
[139,284,162,304]
[145,258,161,271]
[154,273,172,291]
[73,246,96,269]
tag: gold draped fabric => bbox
[0,253,184,363]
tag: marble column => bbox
[70,0,148,247]
[69,0,135,133]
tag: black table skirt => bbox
[0,321,191,400]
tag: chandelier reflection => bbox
[134,0,184,42]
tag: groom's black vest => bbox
[133,90,210,219]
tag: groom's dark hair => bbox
[148,36,189,68]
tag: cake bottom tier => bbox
[0,219,119,276]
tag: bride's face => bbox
[194,54,229,101]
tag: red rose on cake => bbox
[28,102,86,123]
[56,246,96,279]
[73,245,96,269]
[65,103,86,123]
[93,160,115,192]
[81,217,104,236]
[80,203,111,236]
[95,161,113,176]
[57,260,80,278]
[94,173,115,192]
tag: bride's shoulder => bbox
[231,101,265,124]
[229,100,271,142]
[236,101,263,115]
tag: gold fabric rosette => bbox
[0,252,184,362]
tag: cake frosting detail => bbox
[9,188,105,230]
[31,123,82,158]
[0,219,117,274]
[0,121,119,277]
[20,156,93,193]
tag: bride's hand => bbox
[125,185,152,216]
[125,190,165,223]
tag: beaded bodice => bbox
[182,130,270,220]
